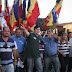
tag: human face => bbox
[69,33,72,38]
[47,29,52,38]
[34,27,41,35]
[62,34,67,40]
[16,29,21,38]
[2,27,10,37]
[47,29,52,34]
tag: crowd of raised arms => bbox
[0,26,72,72]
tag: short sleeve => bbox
[58,41,61,47]
[68,42,71,47]
[13,41,18,50]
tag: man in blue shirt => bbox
[42,28,60,72]
[12,28,27,72]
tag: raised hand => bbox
[20,23,25,30]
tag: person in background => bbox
[42,28,60,72]
[21,25,43,72]
[0,26,17,72]
[58,32,71,72]
[67,32,72,72]
[12,28,27,72]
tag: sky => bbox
[2,0,72,24]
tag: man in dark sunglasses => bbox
[0,26,17,72]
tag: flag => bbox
[14,0,19,21]
[56,0,63,16]
[36,19,41,27]
[22,0,26,21]
[4,0,11,29]
[44,16,49,23]
[5,0,9,14]
[1,16,7,30]
[10,10,17,33]
[19,0,22,18]
[27,0,30,11]
[18,0,22,28]
[43,0,63,29]
[10,0,19,33]
[0,0,2,13]
[26,0,40,27]
[52,7,57,24]
[21,0,30,31]
[43,11,53,28]
[22,0,27,28]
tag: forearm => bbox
[52,33,59,40]
[58,50,63,55]
[58,47,63,55]
[13,50,17,61]
[16,50,20,58]
[23,28,30,37]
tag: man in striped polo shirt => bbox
[0,26,17,72]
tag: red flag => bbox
[10,0,19,33]
[26,0,40,27]
[43,24,47,29]
[4,0,11,29]
[19,0,22,18]
[56,7,61,16]
[43,0,63,29]
[0,5,2,13]
[44,16,49,23]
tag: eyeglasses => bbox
[4,42,8,49]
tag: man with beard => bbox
[0,26,17,72]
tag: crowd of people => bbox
[0,25,72,72]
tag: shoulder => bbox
[42,37,48,40]
[69,38,72,41]
[28,32,34,37]
[21,36,26,40]
[30,32,34,35]
[52,36,58,41]
[8,37,14,43]
[11,35,16,38]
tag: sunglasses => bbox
[4,42,8,49]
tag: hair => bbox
[68,32,72,35]
[34,26,40,30]
[60,32,68,44]
[47,28,53,32]
[15,27,21,32]
[3,26,9,31]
